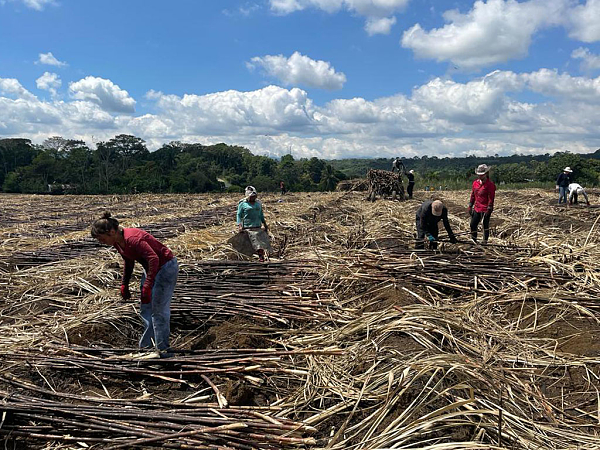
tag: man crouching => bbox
[415,200,457,249]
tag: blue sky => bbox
[1,0,600,159]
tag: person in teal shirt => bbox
[236,186,271,261]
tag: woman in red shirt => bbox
[91,212,178,352]
[469,164,496,244]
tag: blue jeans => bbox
[558,186,568,204]
[139,257,178,351]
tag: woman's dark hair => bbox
[91,212,119,238]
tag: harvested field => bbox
[2,189,600,449]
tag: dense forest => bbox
[0,135,347,194]
[0,135,599,194]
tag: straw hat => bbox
[432,200,443,217]
[475,164,490,175]
[563,167,573,173]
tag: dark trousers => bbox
[415,215,438,249]
[407,182,415,199]
[470,211,491,242]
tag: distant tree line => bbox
[0,135,347,194]
[1,135,599,194]
[330,151,600,189]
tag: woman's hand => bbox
[141,286,152,304]
[120,284,131,300]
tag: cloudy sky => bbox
[1,0,600,159]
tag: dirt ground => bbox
[2,189,600,449]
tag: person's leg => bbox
[138,273,155,349]
[415,216,425,249]
[470,212,481,242]
[582,190,590,205]
[407,183,414,199]
[430,227,439,250]
[573,192,578,204]
[482,213,491,243]
[150,258,178,351]
[559,187,566,204]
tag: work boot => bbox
[483,229,490,243]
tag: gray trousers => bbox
[139,257,179,351]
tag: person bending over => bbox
[91,212,178,353]
[415,199,457,249]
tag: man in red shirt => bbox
[469,164,496,244]
[91,212,178,353]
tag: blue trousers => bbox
[558,186,568,204]
[139,257,178,350]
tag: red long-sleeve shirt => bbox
[470,178,496,213]
[113,228,173,291]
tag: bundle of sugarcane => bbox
[172,260,349,324]
[366,169,404,201]
[335,178,369,192]
[337,246,572,296]
[0,346,342,389]
[5,239,104,270]
[0,390,317,449]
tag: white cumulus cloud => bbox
[248,52,346,90]
[521,69,600,103]
[401,0,567,71]
[572,47,600,72]
[148,85,316,134]
[365,16,397,35]
[2,70,600,159]
[36,52,67,67]
[566,0,600,42]
[69,76,136,113]
[36,72,61,97]
[269,0,408,34]
[0,77,37,101]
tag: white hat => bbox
[409,169,414,174]
[564,167,573,173]
[245,186,257,197]
[475,164,490,175]
[432,200,443,217]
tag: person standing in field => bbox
[91,212,178,354]
[567,182,590,205]
[415,199,457,249]
[469,164,496,245]
[237,186,271,262]
[406,170,415,199]
[280,180,286,195]
[556,167,573,204]
[391,157,406,175]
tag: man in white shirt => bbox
[567,183,590,205]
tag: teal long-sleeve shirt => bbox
[237,200,265,228]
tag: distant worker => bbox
[568,182,590,205]
[556,167,573,204]
[237,186,271,262]
[280,180,286,195]
[391,157,406,175]
[91,212,178,354]
[469,164,496,244]
[406,170,415,199]
[415,199,457,249]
